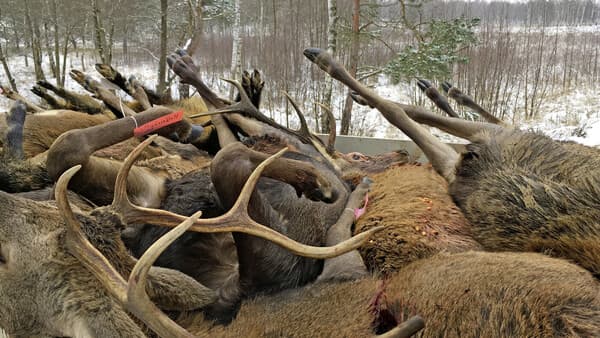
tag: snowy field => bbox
[1,51,599,148]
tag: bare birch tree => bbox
[24,0,45,81]
[320,0,338,133]
[229,0,242,100]
[157,0,169,94]
[340,0,360,135]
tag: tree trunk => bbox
[321,0,338,133]
[43,22,57,79]
[61,30,70,87]
[25,0,45,81]
[180,0,204,99]
[157,0,168,94]
[185,0,204,57]
[0,43,18,92]
[340,0,360,135]
[122,23,129,64]
[229,0,243,100]
[107,21,114,65]
[91,0,108,64]
[52,0,61,85]
[81,13,87,71]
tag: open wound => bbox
[134,110,184,137]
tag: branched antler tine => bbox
[127,212,200,338]
[189,109,230,118]
[215,78,286,130]
[55,165,128,303]
[212,78,259,115]
[112,135,159,212]
[281,91,311,137]
[109,134,380,259]
[224,147,380,257]
[377,315,425,338]
[316,102,337,155]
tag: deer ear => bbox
[146,266,216,311]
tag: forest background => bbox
[0,0,599,145]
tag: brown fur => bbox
[0,157,51,193]
[355,164,480,274]
[4,186,599,337]
[7,96,210,160]
[304,48,600,280]
[21,110,111,158]
[451,129,600,277]
[180,251,600,337]
[0,191,215,337]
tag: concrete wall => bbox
[316,134,465,163]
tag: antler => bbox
[127,212,202,338]
[281,91,341,172]
[56,167,197,337]
[315,102,337,156]
[377,315,425,338]
[56,165,128,303]
[109,135,381,259]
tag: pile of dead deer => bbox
[0,47,598,338]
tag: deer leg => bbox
[0,101,52,192]
[235,69,264,109]
[397,102,502,141]
[4,101,26,160]
[305,48,459,183]
[127,76,152,110]
[351,91,500,142]
[96,59,172,105]
[316,177,371,282]
[211,143,336,208]
[46,107,197,205]
[87,64,152,110]
[69,70,136,118]
[0,85,44,112]
[249,69,264,109]
[417,79,459,118]
[95,63,131,94]
[31,85,68,109]
[443,81,504,125]
[167,51,239,147]
[36,80,105,115]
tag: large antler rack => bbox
[111,135,380,258]
[56,166,196,337]
[55,134,383,338]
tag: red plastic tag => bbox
[133,111,184,137]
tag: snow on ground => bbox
[520,88,600,147]
[1,52,599,147]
